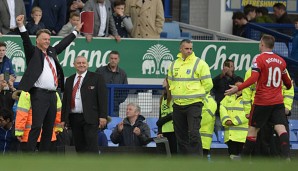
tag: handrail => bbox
[175,21,254,41]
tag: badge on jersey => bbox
[186,69,191,74]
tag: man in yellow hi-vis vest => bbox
[15,91,63,152]
[167,39,213,156]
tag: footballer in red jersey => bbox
[225,35,292,159]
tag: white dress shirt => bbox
[71,70,87,113]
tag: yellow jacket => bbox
[200,94,217,150]
[220,94,248,143]
[168,52,213,106]
[15,91,63,142]
[242,68,294,114]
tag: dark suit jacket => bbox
[62,71,108,125]
[18,30,76,92]
[0,0,26,34]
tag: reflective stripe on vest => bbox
[17,107,29,113]
[235,116,242,125]
[225,127,248,131]
[201,133,212,138]
[221,116,230,123]
[15,129,24,133]
[284,95,294,99]
[225,107,244,111]
[206,109,215,117]
[25,125,31,129]
[242,100,252,104]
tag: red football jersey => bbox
[251,52,287,105]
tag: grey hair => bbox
[127,102,141,113]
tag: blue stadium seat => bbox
[217,131,225,144]
[107,117,122,130]
[146,117,158,133]
[150,129,157,138]
[160,22,192,39]
[290,131,298,142]
[212,132,219,142]
[104,129,112,141]
[289,119,298,133]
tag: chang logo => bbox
[5,41,26,74]
[141,44,173,75]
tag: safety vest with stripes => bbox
[160,98,174,133]
[220,94,248,143]
[167,52,213,106]
[14,91,63,142]
[200,94,217,150]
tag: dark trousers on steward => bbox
[173,102,203,156]
[26,88,57,152]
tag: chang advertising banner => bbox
[0,36,259,83]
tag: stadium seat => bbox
[160,22,192,39]
[150,129,157,138]
[217,131,225,144]
[289,131,298,143]
[212,132,219,142]
[104,129,112,141]
[289,119,298,133]
[107,117,122,130]
[146,117,158,133]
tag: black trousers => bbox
[226,140,244,156]
[69,113,99,154]
[26,88,57,152]
[173,102,203,156]
[163,132,178,154]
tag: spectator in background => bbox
[0,108,19,154]
[67,0,88,22]
[212,59,242,138]
[273,3,292,24]
[232,11,248,38]
[0,42,15,76]
[156,77,177,154]
[243,4,257,22]
[83,0,121,42]
[291,19,298,61]
[58,12,81,37]
[110,103,151,146]
[95,51,128,117]
[255,7,273,23]
[0,42,16,112]
[0,0,26,35]
[25,7,46,35]
[112,0,133,38]
[125,0,165,38]
[33,0,67,35]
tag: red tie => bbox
[44,52,58,87]
[71,76,82,109]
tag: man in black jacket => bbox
[62,56,108,154]
[16,15,82,152]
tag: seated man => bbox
[110,103,151,146]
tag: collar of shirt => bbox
[107,64,119,73]
[75,70,87,80]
